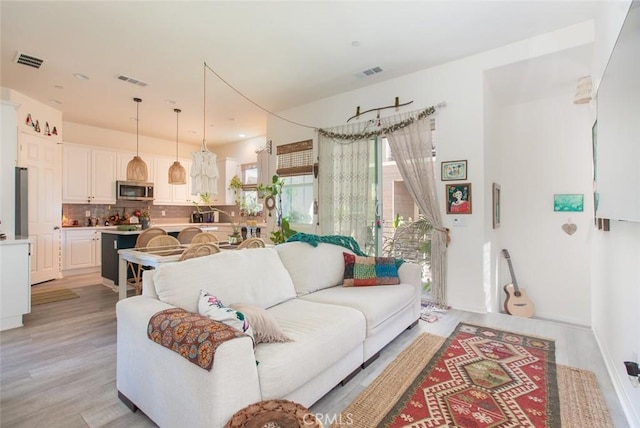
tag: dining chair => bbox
[179,243,221,261]
[177,226,203,244]
[146,235,181,249]
[236,237,266,249]
[190,232,219,244]
[128,227,167,295]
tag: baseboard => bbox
[593,327,639,427]
[118,390,138,413]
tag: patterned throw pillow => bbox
[198,291,254,343]
[343,252,400,286]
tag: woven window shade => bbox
[276,139,313,177]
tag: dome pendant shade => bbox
[126,97,148,181]
[169,107,187,184]
[127,156,149,182]
[168,161,187,184]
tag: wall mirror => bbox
[596,0,639,222]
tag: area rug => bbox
[333,323,612,428]
[31,288,80,305]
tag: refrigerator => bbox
[15,167,28,239]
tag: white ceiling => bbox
[1,1,601,147]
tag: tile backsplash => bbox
[62,203,250,226]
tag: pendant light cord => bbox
[175,108,181,160]
[133,97,142,157]
[202,63,208,151]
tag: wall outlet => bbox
[85,210,91,217]
[161,210,166,216]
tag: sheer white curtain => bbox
[318,122,374,246]
[381,111,448,305]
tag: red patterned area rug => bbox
[333,323,612,428]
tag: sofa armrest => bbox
[116,296,261,427]
[398,262,422,291]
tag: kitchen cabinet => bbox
[62,144,116,204]
[116,152,155,183]
[153,156,195,205]
[62,228,101,271]
[0,240,31,331]
[213,157,240,205]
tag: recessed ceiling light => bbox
[188,130,197,134]
[228,117,236,122]
[239,134,246,138]
[49,99,62,105]
[351,41,361,47]
[73,73,89,80]
[54,85,64,90]
[165,99,176,105]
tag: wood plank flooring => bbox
[0,273,629,427]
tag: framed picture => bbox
[553,194,584,212]
[441,160,467,181]
[446,183,472,214]
[492,183,501,229]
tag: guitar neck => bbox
[502,250,520,293]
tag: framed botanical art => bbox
[441,160,467,181]
[446,183,472,214]
[492,183,501,228]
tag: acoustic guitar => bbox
[502,249,535,318]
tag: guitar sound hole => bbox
[514,291,522,297]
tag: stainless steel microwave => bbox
[116,181,154,201]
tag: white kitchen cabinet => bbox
[62,229,101,271]
[153,156,195,205]
[0,240,31,331]
[213,157,239,205]
[116,152,155,183]
[62,144,116,204]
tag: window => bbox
[277,139,314,225]
[281,175,314,224]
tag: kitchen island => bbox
[100,223,220,290]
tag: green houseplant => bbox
[257,174,297,244]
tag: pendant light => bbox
[168,108,187,184]
[126,97,149,182]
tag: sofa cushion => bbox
[254,299,365,399]
[275,242,355,296]
[300,284,415,335]
[198,291,254,343]
[154,248,296,313]
[342,253,400,286]
[229,303,292,344]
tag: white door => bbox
[20,132,61,284]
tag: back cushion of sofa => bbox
[275,242,354,296]
[153,247,296,313]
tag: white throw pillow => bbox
[276,242,354,296]
[154,248,296,313]
[198,291,254,343]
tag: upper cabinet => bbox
[212,157,239,205]
[153,156,195,206]
[62,144,116,204]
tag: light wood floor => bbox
[0,272,629,427]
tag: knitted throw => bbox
[286,232,403,268]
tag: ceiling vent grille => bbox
[14,52,44,69]
[358,66,383,78]
[115,74,149,87]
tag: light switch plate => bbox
[452,217,467,227]
[85,210,91,217]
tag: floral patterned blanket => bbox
[147,308,246,370]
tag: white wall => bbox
[1,101,20,239]
[591,1,640,425]
[268,21,595,314]
[495,93,594,326]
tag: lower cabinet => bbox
[63,229,101,271]
[0,240,31,331]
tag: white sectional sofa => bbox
[116,241,422,428]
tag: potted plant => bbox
[228,175,243,205]
[257,174,297,244]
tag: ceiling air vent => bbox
[115,74,149,87]
[357,66,383,78]
[14,51,44,69]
